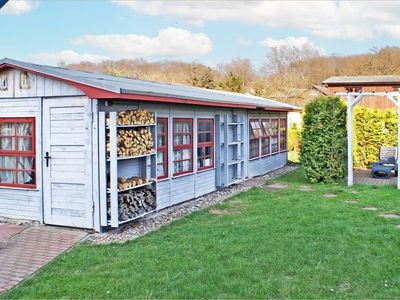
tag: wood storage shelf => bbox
[100,110,158,228]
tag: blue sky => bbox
[2,0,400,69]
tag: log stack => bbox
[106,109,154,126]
[118,187,156,221]
[106,128,154,157]
[117,176,152,190]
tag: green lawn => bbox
[3,169,400,299]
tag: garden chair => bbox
[371,146,398,179]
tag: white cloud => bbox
[32,50,109,65]
[0,0,38,15]
[71,27,212,58]
[261,36,325,54]
[112,0,400,41]
[238,38,253,47]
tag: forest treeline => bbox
[63,46,400,106]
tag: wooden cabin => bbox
[0,58,299,232]
[323,75,400,109]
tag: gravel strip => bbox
[89,165,298,244]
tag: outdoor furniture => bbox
[371,146,398,179]
[372,163,394,179]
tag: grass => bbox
[3,168,400,299]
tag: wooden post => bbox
[398,97,400,190]
[347,95,353,187]
[109,112,119,228]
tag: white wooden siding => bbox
[0,70,84,99]
[248,152,287,177]
[0,97,42,221]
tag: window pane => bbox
[0,170,16,184]
[182,149,191,160]
[174,134,183,145]
[157,135,165,147]
[17,138,32,151]
[0,137,14,150]
[18,171,35,185]
[0,123,13,136]
[0,156,16,169]
[16,122,32,136]
[182,122,191,133]
[157,164,165,177]
[157,151,165,164]
[174,122,183,133]
[205,121,212,131]
[174,150,182,161]
[250,140,259,157]
[198,157,212,168]
[157,122,165,134]
[198,121,206,132]
[17,156,34,170]
[198,146,212,157]
[182,134,191,144]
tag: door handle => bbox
[44,151,52,167]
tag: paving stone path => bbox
[299,185,314,192]
[378,213,400,219]
[263,183,289,190]
[0,225,87,293]
[344,200,358,204]
[323,193,337,198]
[362,207,379,211]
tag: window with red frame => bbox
[261,119,271,156]
[249,119,264,159]
[197,119,214,170]
[156,118,168,179]
[270,119,279,153]
[280,118,287,151]
[173,119,193,176]
[0,118,36,188]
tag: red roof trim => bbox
[0,62,297,112]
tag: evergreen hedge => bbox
[300,97,347,183]
[353,107,398,168]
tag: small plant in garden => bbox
[300,97,347,183]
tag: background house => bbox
[323,75,400,110]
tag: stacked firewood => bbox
[106,109,154,126]
[106,128,154,157]
[117,176,152,190]
[118,109,154,126]
[118,187,156,221]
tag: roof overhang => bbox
[0,61,300,112]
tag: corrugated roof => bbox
[0,58,299,111]
[323,75,400,85]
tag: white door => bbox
[43,97,93,229]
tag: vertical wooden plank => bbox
[347,95,353,187]
[224,114,229,186]
[109,112,119,227]
[98,111,108,227]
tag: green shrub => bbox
[288,125,301,153]
[353,107,397,168]
[300,97,347,183]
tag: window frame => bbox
[156,117,168,180]
[173,118,193,176]
[0,117,36,189]
[249,118,262,159]
[279,118,287,152]
[261,118,271,156]
[270,118,280,154]
[197,118,214,171]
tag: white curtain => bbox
[0,122,34,185]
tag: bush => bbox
[288,125,301,153]
[353,107,397,168]
[300,97,347,183]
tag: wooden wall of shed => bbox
[0,68,87,222]
[99,100,288,208]
[328,85,398,110]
